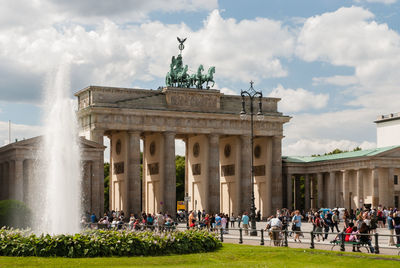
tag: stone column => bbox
[12,159,23,201]
[240,135,251,213]
[184,137,189,206]
[371,168,379,208]
[310,175,317,209]
[304,174,310,211]
[208,134,220,214]
[388,168,394,207]
[294,175,301,210]
[128,131,141,214]
[271,136,283,210]
[317,173,324,208]
[163,132,176,217]
[2,162,9,199]
[91,129,104,215]
[92,160,101,216]
[342,170,349,209]
[265,136,273,218]
[286,173,293,210]
[356,169,364,209]
[329,171,336,208]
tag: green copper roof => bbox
[283,145,400,163]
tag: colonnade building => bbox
[75,86,290,218]
[0,137,105,215]
[283,146,400,211]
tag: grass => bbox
[0,243,399,267]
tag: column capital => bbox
[163,131,176,137]
[128,130,141,136]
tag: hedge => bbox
[0,229,221,257]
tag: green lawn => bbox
[0,243,399,267]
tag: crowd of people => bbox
[82,205,400,250]
[263,206,400,250]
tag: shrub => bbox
[0,229,221,257]
[0,200,31,229]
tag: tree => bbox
[311,147,363,157]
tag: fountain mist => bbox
[34,63,82,234]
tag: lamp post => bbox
[240,81,263,236]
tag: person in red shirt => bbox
[345,222,354,242]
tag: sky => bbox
[1,0,400,158]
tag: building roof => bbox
[282,145,400,163]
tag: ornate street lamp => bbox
[240,81,263,236]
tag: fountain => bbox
[32,63,82,234]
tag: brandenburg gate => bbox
[75,39,290,218]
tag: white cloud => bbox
[0,121,42,146]
[0,9,295,103]
[354,0,397,4]
[312,75,359,86]
[283,138,376,156]
[268,84,329,113]
[296,6,400,96]
[0,0,218,30]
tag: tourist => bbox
[198,210,202,221]
[230,213,235,228]
[111,217,118,229]
[189,211,196,228]
[377,208,384,228]
[343,209,350,228]
[370,210,378,234]
[237,214,241,228]
[322,213,331,241]
[204,214,210,230]
[242,212,250,235]
[128,214,135,230]
[210,214,215,231]
[349,226,360,252]
[359,222,374,253]
[394,212,400,245]
[344,222,354,242]
[133,219,141,230]
[90,213,96,223]
[387,211,395,246]
[267,215,282,246]
[292,210,302,242]
[156,212,165,232]
[312,212,323,242]
[221,214,227,234]
[331,210,340,232]
[146,213,154,230]
[215,213,222,232]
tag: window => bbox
[395,175,398,185]
[395,196,399,209]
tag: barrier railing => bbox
[82,222,400,255]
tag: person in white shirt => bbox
[267,215,282,246]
